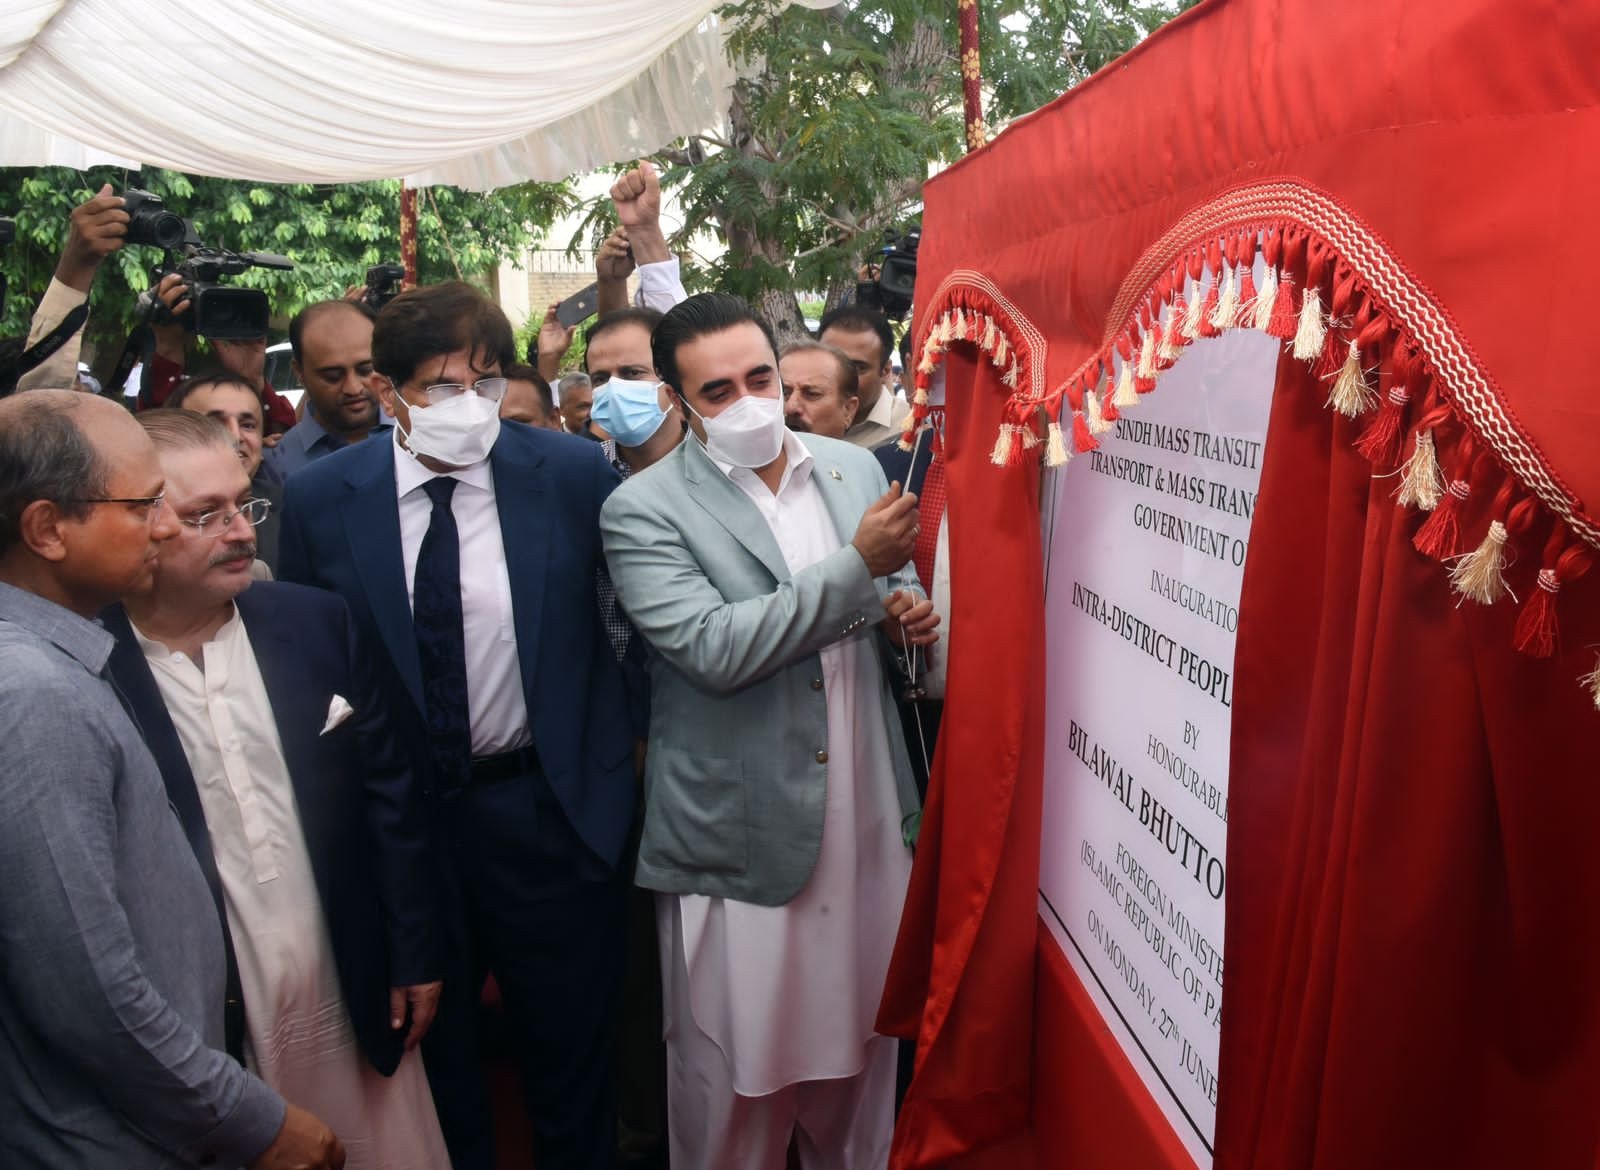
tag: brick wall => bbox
[522,249,638,317]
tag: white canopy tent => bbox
[0,0,832,189]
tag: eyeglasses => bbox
[412,377,509,406]
[180,497,272,536]
[61,492,167,522]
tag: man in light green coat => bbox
[599,294,939,1170]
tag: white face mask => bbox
[399,391,501,467]
[692,392,786,469]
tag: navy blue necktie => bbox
[414,477,471,792]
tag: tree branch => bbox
[799,200,860,237]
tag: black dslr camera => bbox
[361,263,405,312]
[855,227,920,321]
[122,189,294,339]
[121,189,188,250]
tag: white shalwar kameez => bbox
[661,438,914,1170]
[137,610,452,1170]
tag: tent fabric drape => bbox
[0,0,835,189]
[879,0,1600,1166]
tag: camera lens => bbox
[135,208,187,250]
[121,190,188,250]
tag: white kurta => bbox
[136,610,451,1170]
[663,435,915,1097]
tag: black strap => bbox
[114,326,162,411]
[15,302,89,376]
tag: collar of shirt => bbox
[865,385,898,428]
[283,410,392,457]
[390,425,494,500]
[0,580,114,673]
[128,601,241,664]
[707,427,815,497]
[287,409,331,450]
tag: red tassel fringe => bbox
[1413,480,1469,558]
[1312,328,1346,380]
[1072,409,1096,453]
[1237,265,1258,327]
[1356,385,1408,466]
[1514,570,1560,658]
[1266,274,1297,339]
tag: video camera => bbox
[855,227,920,321]
[361,263,406,312]
[124,189,294,339]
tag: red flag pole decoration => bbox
[959,0,987,152]
[400,181,419,289]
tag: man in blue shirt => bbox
[0,389,343,1170]
[268,300,391,480]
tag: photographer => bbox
[15,185,126,394]
[140,273,296,436]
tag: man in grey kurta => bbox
[0,390,342,1169]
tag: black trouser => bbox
[616,843,667,1166]
[422,766,628,1170]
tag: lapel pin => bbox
[830,469,843,481]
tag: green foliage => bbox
[0,167,571,354]
[607,0,1189,316]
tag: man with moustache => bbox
[268,301,391,479]
[0,390,342,1170]
[780,339,861,441]
[102,409,448,1170]
[169,373,283,572]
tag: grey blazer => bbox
[600,433,922,906]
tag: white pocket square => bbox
[320,695,355,736]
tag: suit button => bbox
[815,750,829,765]
[811,678,823,691]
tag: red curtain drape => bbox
[1218,353,1600,1170]
[878,345,1046,1169]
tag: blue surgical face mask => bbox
[591,378,673,448]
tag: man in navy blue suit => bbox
[104,408,449,1166]
[278,281,635,1170]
